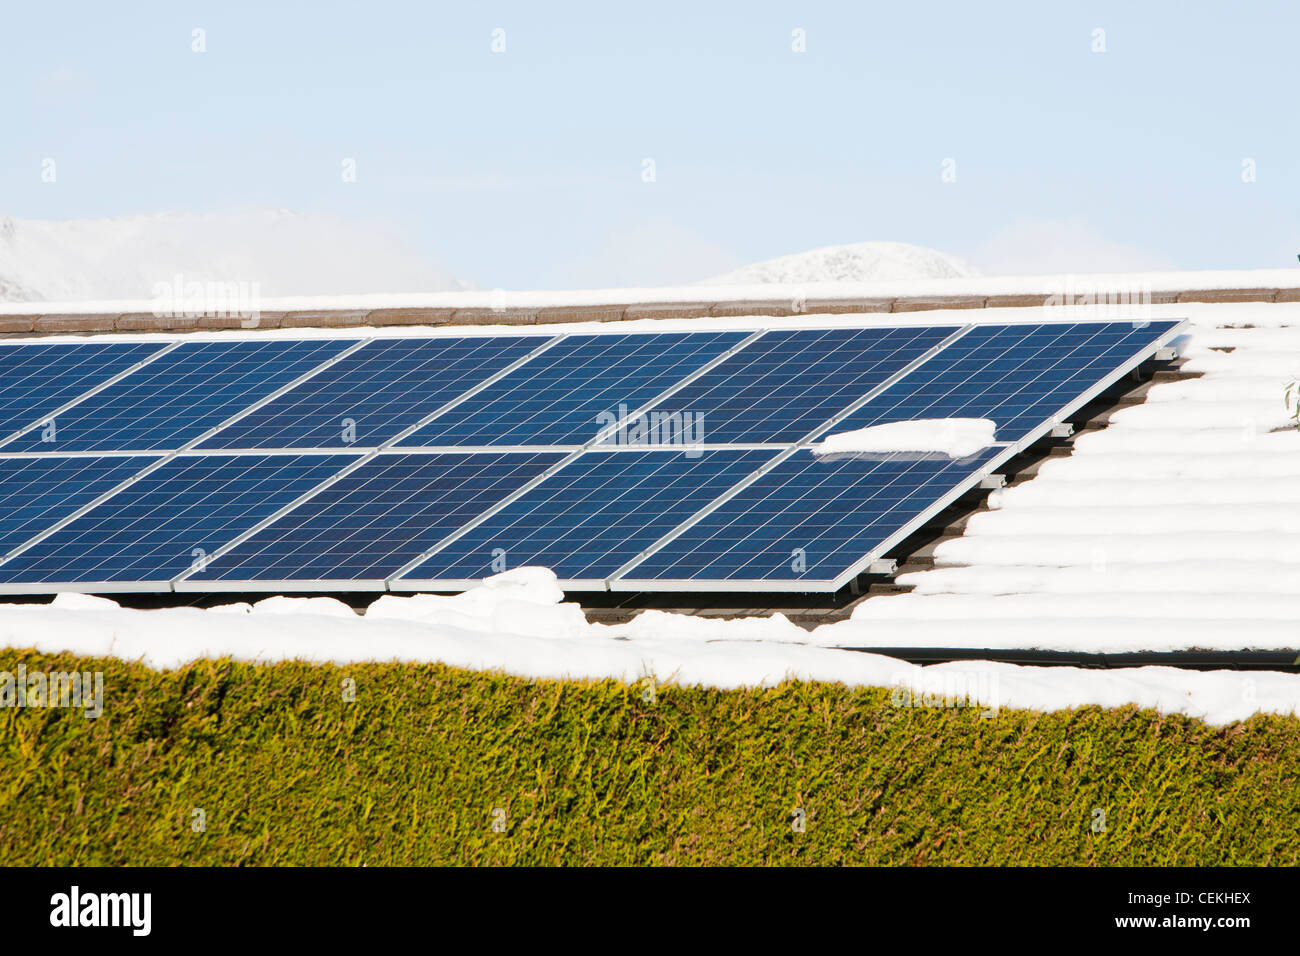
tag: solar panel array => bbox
[0,317,1184,593]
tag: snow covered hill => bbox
[0,210,470,302]
[702,241,979,285]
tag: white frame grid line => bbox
[0,452,361,593]
[386,445,775,589]
[192,333,567,452]
[1,337,373,457]
[390,327,765,450]
[0,334,566,590]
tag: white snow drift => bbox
[2,568,1294,727]
[813,418,996,459]
[836,305,1300,658]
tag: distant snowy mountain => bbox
[702,241,980,285]
[0,210,471,303]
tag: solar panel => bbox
[2,339,358,453]
[0,455,158,558]
[611,448,1001,589]
[196,336,546,450]
[829,321,1182,443]
[395,331,747,447]
[0,316,1187,594]
[0,341,166,447]
[181,451,565,587]
[607,319,1182,590]
[596,325,960,444]
[393,448,774,587]
[0,453,356,587]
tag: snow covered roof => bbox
[821,302,1300,656]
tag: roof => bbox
[821,304,1300,655]
[1,268,1299,335]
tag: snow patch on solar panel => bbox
[811,418,996,459]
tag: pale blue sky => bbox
[2,1,1297,289]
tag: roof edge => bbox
[0,282,1294,338]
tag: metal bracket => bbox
[867,558,898,575]
[1050,421,1074,438]
[979,474,1006,489]
[1154,346,1177,361]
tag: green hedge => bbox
[2,650,1298,865]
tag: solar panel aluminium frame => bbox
[607,317,1190,594]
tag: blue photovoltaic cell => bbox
[828,321,1180,443]
[197,336,545,449]
[599,325,961,444]
[0,454,356,584]
[190,452,564,583]
[3,339,357,453]
[0,319,1181,592]
[396,331,746,447]
[399,448,773,583]
[0,455,156,556]
[0,341,165,444]
[620,448,1002,584]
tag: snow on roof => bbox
[2,266,1299,318]
[824,306,1300,656]
[812,418,996,459]
[5,565,1297,727]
